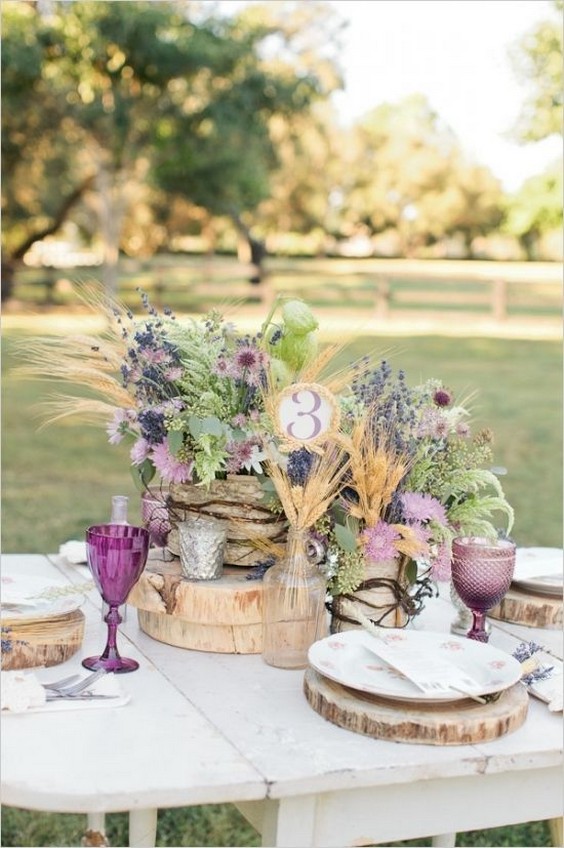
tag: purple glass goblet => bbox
[83,524,149,673]
[451,536,516,643]
[141,491,171,550]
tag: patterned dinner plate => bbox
[0,573,88,622]
[307,629,522,704]
[512,548,563,598]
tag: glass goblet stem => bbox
[469,610,489,642]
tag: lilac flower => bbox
[151,442,193,484]
[130,438,150,465]
[231,413,247,428]
[362,521,401,562]
[401,492,447,524]
[287,448,314,486]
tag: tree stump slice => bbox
[490,587,562,629]
[128,557,263,654]
[303,668,529,745]
[1,609,85,670]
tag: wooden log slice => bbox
[490,587,562,629]
[128,557,264,654]
[303,668,529,746]
[1,609,85,670]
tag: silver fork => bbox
[42,674,80,692]
[48,668,107,696]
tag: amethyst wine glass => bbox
[83,524,150,673]
[451,536,516,643]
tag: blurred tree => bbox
[509,0,563,142]
[503,164,563,258]
[152,0,344,281]
[341,94,504,256]
[1,0,343,299]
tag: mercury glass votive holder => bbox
[178,515,227,581]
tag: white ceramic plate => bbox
[0,573,87,621]
[308,629,523,704]
[512,548,563,597]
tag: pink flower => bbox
[401,492,447,525]
[130,438,150,465]
[106,408,134,445]
[151,442,193,484]
[362,521,401,561]
[430,542,452,581]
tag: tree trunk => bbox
[229,213,267,285]
[1,174,95,303]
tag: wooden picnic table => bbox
[1,553,562,847]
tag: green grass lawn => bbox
[1,318,561,847]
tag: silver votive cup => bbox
[178,515,227,581]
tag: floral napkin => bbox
[1,670,129,713]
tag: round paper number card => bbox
[276,383,340,447]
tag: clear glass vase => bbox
[262,527,327,669]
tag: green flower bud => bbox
[269,357,293,388]
[281,300,319,336]
[278,331,318,371]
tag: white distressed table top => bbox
[1,554,562,814]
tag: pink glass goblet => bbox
[83,524,149,673]
[451,536,516,643]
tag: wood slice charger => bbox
[1,609,85,670]
[127,555,264,654]
[490,586,562,630]
[303,668,529,745]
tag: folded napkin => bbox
[513,642,563,713]
[527,666,563,712]
[58,540,88,564]
[1,670,129,714]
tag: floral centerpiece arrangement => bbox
[312,361,514,629]
[22,285,514,629]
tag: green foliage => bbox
[509,1,563,142]
[503,165,563,252]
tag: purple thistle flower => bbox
[433,387,453,407]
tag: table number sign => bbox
[275,382,340,449]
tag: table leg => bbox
[260,795,317,847]
[84,813,108,846]
[128,808,158,847]
[432,834,456,848]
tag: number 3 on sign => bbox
[277,383,339,446]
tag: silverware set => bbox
[42,669,118,701]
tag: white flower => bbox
[241,445,267,475]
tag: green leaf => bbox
[167,430,184,456]
[201,416,224,437]
[131,459,155,491]
[406,559,418,585]
[334,522,357,552]
[188,415,203,438]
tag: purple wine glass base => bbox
[82,654,139,674]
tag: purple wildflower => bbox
[401,492,447,524]
[130,438,150,465]
[151,442,193,484]
[362,521,401,562]
[430,543,451,581]
[433,387,453,407]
